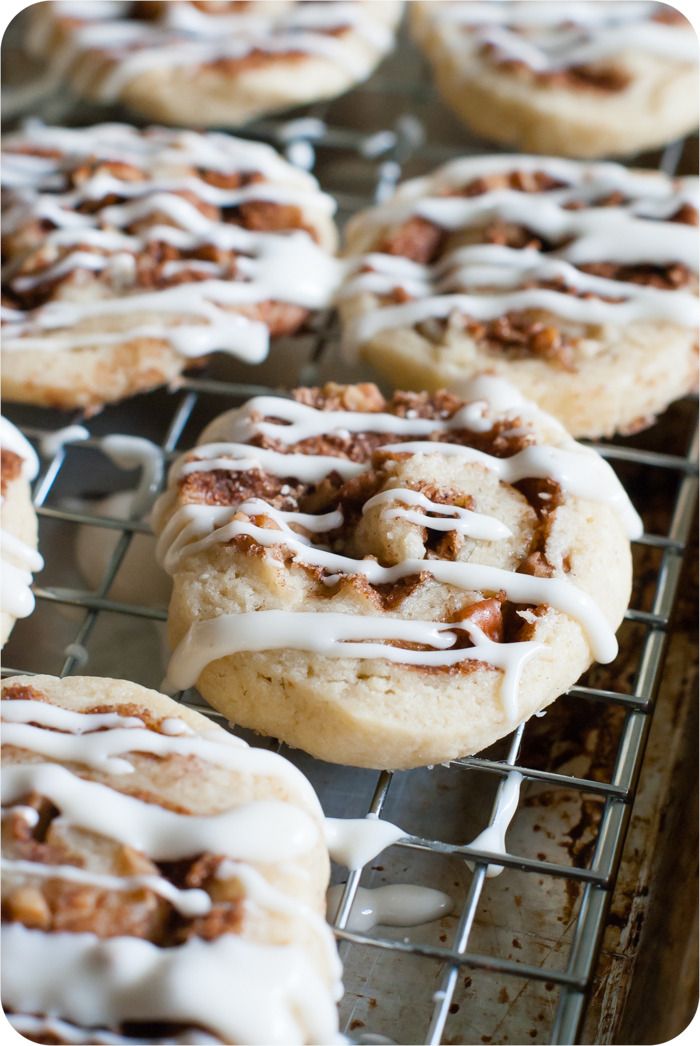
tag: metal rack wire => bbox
[2,30,698,1046]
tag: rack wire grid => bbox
[2,22,699,1046]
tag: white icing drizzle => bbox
[363,487,512,541]
[2,923,339,1045]
[0,531,44,619]
[467,771,523,878]
[0,857,212,917]
[160,716,194,736]
[161,511,616,655]
[426,1,698,70]
[0,699,323,810]
[36,1,395,101]
[342,154,699,347]
[2,762,318,864]
[1,803,40,827]
[179,392,641,534]
[327,883,452,932]
[163,611,545,723]
[325,815,405,870]
[2,121,340,365]
[1,699,144,732]
[167,441,365,486]
[1,417,43,622]
[216,859,343,981]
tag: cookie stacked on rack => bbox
[1,2,697,1042]
[1,122,340,410]
[411,1,698,157]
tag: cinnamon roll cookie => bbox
[411,2,698,158]
[1,419,43,647]
[27,1,402,127]
[154,377,639,770]
[339,154,699,438]
[1,673,342,1044]
[2,122,339,410]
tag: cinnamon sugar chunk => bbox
[456,596,505,643]
[0,449,23,495]
[671,203,699,226]
[378,216,446,265]
[519,551,555,579]
[181,466,305,510]
[174,900,245,943]
[580,260,695,291]
[294,382,387,413]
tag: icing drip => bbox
[427,2,698,70]
[39,424,90,458]
[325,815,405,870]
[2,923,339,1046]
[99,434,164,519]
[467,771,523,878]
[1,417,43,622]
[2,122,341,364]
[342,154,699,347]
[327,883,452,932]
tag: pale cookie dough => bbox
[411,2,698,158]
[1,673,342,1045]
[27,0,403,127]
[2,122,340,410]
[154,377,639,770]
[0,418,43,647]
[339,154,699,438]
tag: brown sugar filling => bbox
[177,383,565,673]
[483,44,632,93]
[2,149,319,340]
[369,170,697,365]
[58,1,355,78]
[0,449,23,496]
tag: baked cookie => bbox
[1,673,342,1044]
[27,1,403,127]
[339,154,699,438]
[2,122,339,410]
[154,378,639,770]
[411,2,698,158]
[0,418,43,647]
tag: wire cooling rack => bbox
[2,22,699,1046]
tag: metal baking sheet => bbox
[2,10,698,1045]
